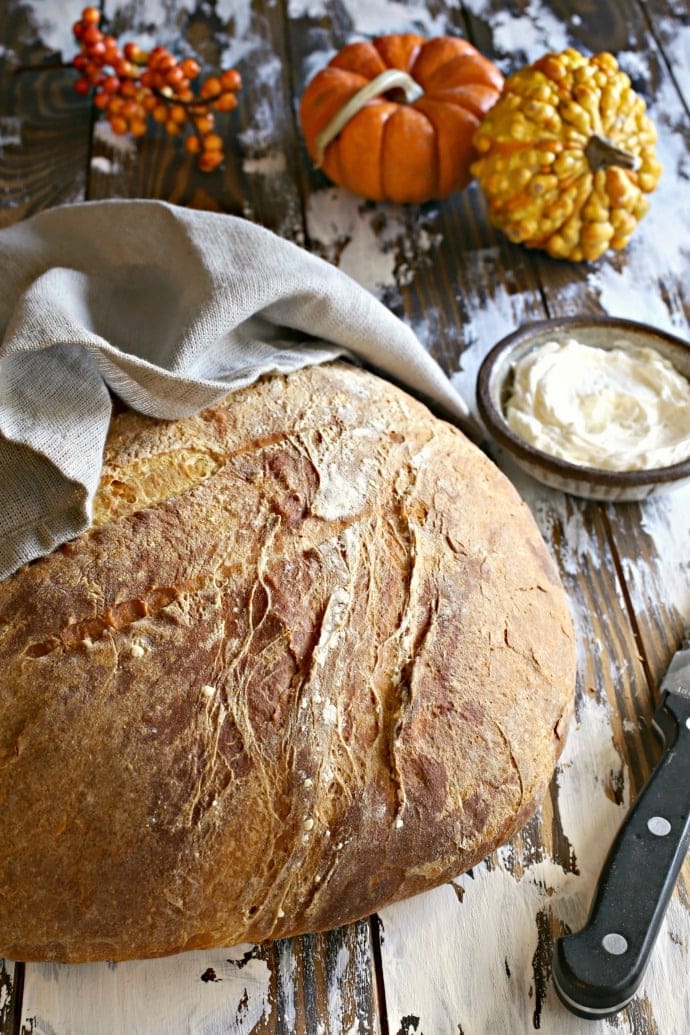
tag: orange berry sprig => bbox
[71,6,241,172]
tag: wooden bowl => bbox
[476,316,690,502]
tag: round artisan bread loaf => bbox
[0,361,576,963]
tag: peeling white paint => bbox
[630,484,690,628]
[327,945,352,1032]
[288,0,454,36]
[242,152,287,177]
[461,0,572,63]
[306,188,388,287]
[0,116,21,149]
[90,156,120,176]
[20,947,272,1035]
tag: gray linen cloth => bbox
[0,199,469,581]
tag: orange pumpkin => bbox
[299,34,504,203]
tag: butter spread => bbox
[504,337,690,471]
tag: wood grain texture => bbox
[0,3,91,227]
[1,0,689,1032]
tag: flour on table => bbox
[449,244,544,421]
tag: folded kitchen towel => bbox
[0,199,469,582]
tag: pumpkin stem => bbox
[313,69,424,168]
[585,133,640,173]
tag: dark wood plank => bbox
[0,958,21,1035]
[637,0,690,113]
[0,2,91,227]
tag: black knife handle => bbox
[553,692,690,1019]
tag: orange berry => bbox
[184,135,201,154]
[180,58,200,79]
[213,92,238,113]
[87,40,106,61]
[194,113,214,134]
[74,76,91,95]
[82,24,102,46]
[198,149,223,172]
[102,75,120,94]
[93,90,110,109]
[109,116,128,135]
[141,94,158,112]
[169,104,187,124]
[200,76,221,99]
[158,54,177,73]
[119,79,136,98]
[152,103,168,124]
[129,117,148,137]
[219,68,241,91]
[165,66,185,87]
[165,120,182,136]
[124,42,148,64]
[81,7,100,24]
[202,132,223,152]
[114,59,136,78]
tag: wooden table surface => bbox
[1,1,689,1033]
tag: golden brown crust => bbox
[0,362,575,962]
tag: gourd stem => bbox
[585,133,640,173]
[313,69,424,167]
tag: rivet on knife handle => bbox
[553,638,690,1020]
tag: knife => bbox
[552,634,690,1019]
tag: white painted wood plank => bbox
[20,945,273,1035]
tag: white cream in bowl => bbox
[504,337,690,471]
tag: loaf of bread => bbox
[0,361,575,963]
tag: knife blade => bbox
[552,634,690,1019]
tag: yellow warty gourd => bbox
[471,49,662,262]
